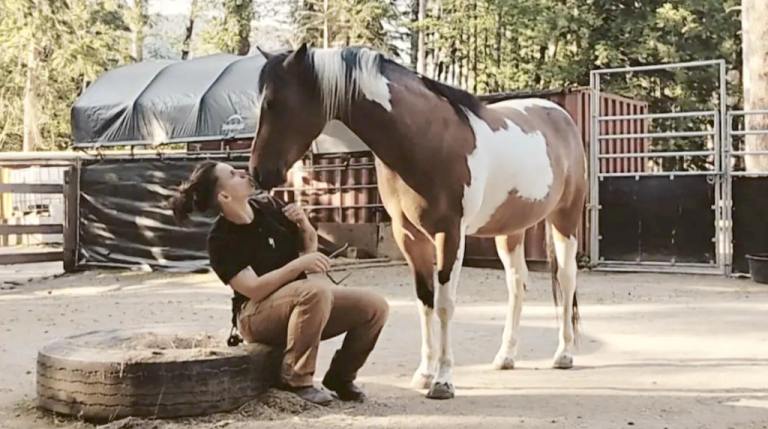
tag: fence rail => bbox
[0,183,64,194]
[0,156,78,269]
[0,224,63,235]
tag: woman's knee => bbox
[368,293,389,325]
[298,279,334,307]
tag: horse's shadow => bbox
[440,320,604,366]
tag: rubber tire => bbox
[36,326,281,422]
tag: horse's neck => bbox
[342,105,434,187]
[340,86,478,195]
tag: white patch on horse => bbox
[412,301,437,388]
[432,229,465,389]
[461,110,554,235]
[492,239,528,370]
[355,49,392,111]
[504,97,569,115]
[311,48,392,121]
[551,226,578,368]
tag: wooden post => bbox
[742,0,768,171]
[63,162,80,272]
[0,167,7,246]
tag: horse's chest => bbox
[462,117,554,234]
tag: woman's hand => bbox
[293,252,331,274]
[283,203,310,227]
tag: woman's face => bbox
[213,163,255,203]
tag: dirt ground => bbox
[1,262,767,429]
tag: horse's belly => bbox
[466,192,556,236]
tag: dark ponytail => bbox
[169,161,220,224]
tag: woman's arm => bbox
[297,219,318,254]
[283,203,318,254]
[229,252,330,303]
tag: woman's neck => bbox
[221,196,254,225]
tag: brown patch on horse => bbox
[346,64,477,236]
[386,204,437,307]
[345,64,483,290]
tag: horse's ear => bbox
[283,43,309,69]
[256,46,274,60]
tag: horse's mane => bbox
[414,71,484,123]
[258,46,485,123]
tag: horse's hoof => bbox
[426,381,455,399]
[492,355,515,370]
[552,353,574,369]
[411,372,434,389]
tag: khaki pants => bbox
[237,278,389,387]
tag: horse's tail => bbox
[546,223,580,337]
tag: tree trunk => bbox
[181,0,199,60]
[742,0,768,172]
[417,0,427,74]
[431,0,442,79]
[495,7,502,91]
[482,22,489,92]
[472,0,477,93]
[533,45,546,87]
[130,0,148,61]
[237,6,252,55]
[223,0,252,55]
[409,0,418,68]
[322,0,329,48]
[22,44,42,152]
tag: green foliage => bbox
[0,0,130,151]
[294,0,401,55]
[0,0,746,155]
[415,0,740,104]
[415,0,741,170]
[202,0,254,55]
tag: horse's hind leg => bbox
[391,215,438,388]
[548,210,581,369]
[492,231,528,370]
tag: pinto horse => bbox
[249,44,586,399]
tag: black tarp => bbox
[71,54,266,147]
[78,158,225,270]
[77,156,342,271]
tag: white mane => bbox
[310,47,393,120]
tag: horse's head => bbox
[250,43,326,190]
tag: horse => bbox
[249,44,587,400]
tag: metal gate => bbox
[589,60,728,274]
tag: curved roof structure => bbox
[71,53,266,147]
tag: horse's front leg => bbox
[389,214,438,388]
[427,225,466,400]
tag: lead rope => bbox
[227,296,244,347]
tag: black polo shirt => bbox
[208,196,307,288]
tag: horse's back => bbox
[487,97,567,114]
[485,97,585,174]
[487,98,579,139]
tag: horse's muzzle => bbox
[252,166,282,191]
